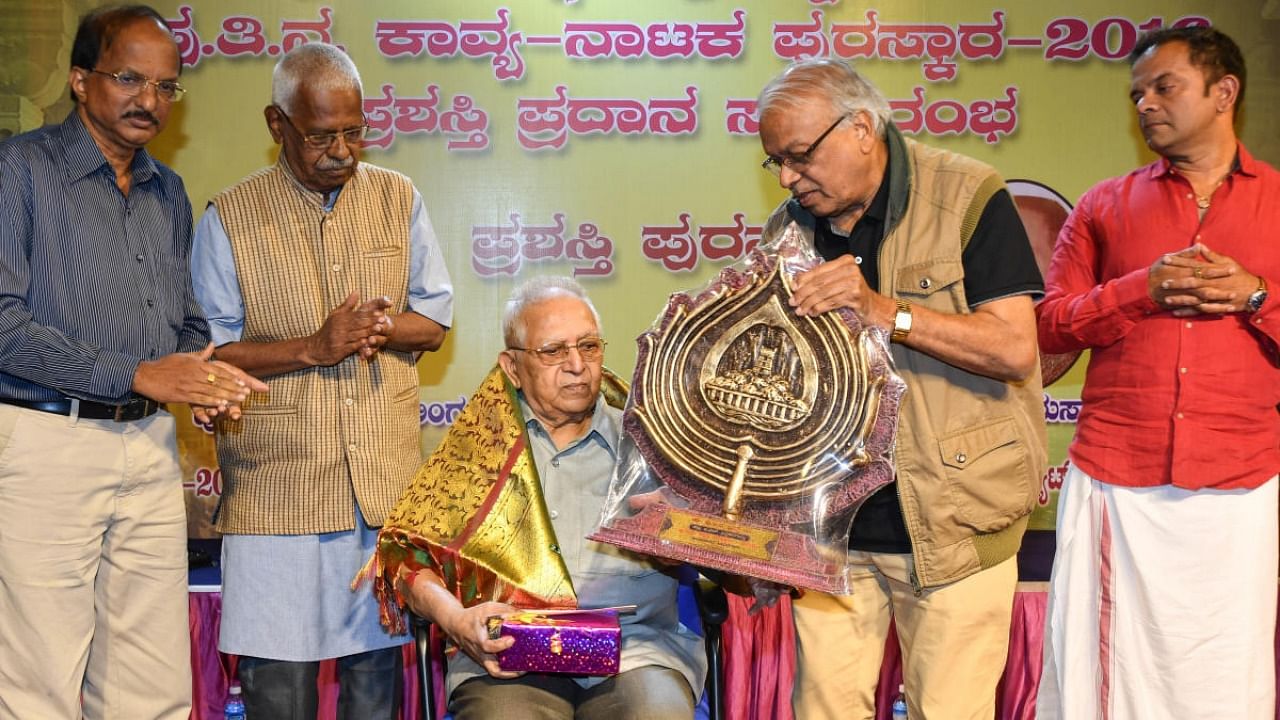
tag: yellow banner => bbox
[4,1,1276,535]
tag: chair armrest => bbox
[694,579,730,628]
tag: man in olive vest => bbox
[190,43,453,719]
[752,58,1047,719]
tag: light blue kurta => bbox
[445,395,707,695]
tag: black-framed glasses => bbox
[508,337,607,366]
[88,68,185,102]
[273,106,370,150]
[761,113,849,176]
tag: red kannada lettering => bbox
[373,9,525,81]
[472,213,523,277]
[520,213,566,261]
[471,214,616,278]
[826,10,1006,81]
[362,84,489,151]
[167,6,337,67]
[280,7,334,53]
[517,86,699,151]
[1038,459,1071,506]
[641,213,763,273]
[563,11,745,60]
[773,10,829,60]
[216,15,269,57]
[566,224,615,277]
[890,86,1019,144]
[642,213,697,272]
[724,99,759,135]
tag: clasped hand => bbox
[1149,243,1259,316]
[132,342,269,423]
[304,292,395,366]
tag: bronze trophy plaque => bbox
[591,224,905,593]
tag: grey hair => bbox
[502,276,603,348]
[271,43,362,114]
[757,58,892,138]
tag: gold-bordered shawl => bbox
[366,365,628,633]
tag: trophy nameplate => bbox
[591,229,905,593]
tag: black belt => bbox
[0,396,160,422]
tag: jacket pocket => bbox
[938,416,1030,533]
[894,258,967,314]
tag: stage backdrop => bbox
[3,1,1278,537]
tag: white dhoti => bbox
[1038,465,1278,720]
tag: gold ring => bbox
[206,372,218,385]
[1194,267,1203,279]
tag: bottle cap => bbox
[229,685,242,696]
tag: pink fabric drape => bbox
[187,592,419,720]
[188,588,1138,720]
[723,593,796,720]
[718,589,1053,720]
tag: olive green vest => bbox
[767,128,1047,587]
[211,161,422,535]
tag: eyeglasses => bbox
[89,69,185,103]
[273,106,370,150]
[761,113,849,176]
[508,337,607,366]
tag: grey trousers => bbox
[450,665,696,720]
[237,646,403,720]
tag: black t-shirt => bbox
[814,163,1043,553]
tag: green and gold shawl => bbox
[367,365,627,633]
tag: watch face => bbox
[1248,289,1268,313]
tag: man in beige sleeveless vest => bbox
[189,44,453,719]
[751,59,1047,719]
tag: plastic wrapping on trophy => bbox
[590,221,906,594]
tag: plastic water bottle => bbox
[224,684,246,720]
[891,683,908,720]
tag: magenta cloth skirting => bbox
[188,587,1059,720]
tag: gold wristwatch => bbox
[891,299,913,343]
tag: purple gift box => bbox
[488,608,622,675]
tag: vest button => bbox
[955,451,967,463]
[920,278,932,290]
[332,263,342,272]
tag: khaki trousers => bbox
[0,404,191,720]
[792,551,1016,720]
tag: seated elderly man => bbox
[371,276,706,719]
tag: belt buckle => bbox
[113,397,156,422]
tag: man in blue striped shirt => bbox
[0,6,264,719]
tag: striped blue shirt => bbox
[0,111,209,403]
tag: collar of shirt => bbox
[518,392,619,461]
[1148,141,1258,182]
[58,111,157,186]
[276,156,345,212]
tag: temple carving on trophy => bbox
[591,224,906,593]
[704,325,810,431]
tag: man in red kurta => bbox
[1036,26,1279,720]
